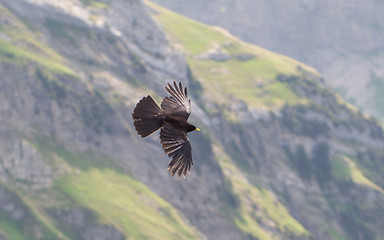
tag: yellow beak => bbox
[196,128,201,131]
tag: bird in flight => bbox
[132,81,200,178]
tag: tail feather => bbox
[132,95,162,138]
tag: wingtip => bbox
[165,83,171,91]
[167,165,191,179]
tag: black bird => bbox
[132,81,200,178]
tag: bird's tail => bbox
[132,95,162,138]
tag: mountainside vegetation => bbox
[150,0,384,122]
[0,0,383,239]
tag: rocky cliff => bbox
[0,0,383,239]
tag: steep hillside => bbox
[150,0,384,121]
[0,0,200,239]
[0,0,383,239]
[146,2,384,239]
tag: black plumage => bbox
[132,81,200,178]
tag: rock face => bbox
[150,0,384,120]
[0,185,54,239]
[0,0,383,239]
[0,138,55,189]
[49,208,125,240]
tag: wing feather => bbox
[161,81,191,120]
[160,122,193,178]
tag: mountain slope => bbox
[0,0,383,240]
[150,0,384,121]
[147,2,384,239]
[0,1,201,239]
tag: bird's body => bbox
[132,82,199,178]
[163,115,196,132]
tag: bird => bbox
[132,81,200,178]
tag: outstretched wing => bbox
[160,122,193,178]
[161,81,191,120]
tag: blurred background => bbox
[0,0,383,239]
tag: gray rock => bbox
[50,208,125,240]
[195,46,231,61]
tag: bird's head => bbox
[187,124,200,132]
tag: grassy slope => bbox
[0,5,74,76]
[0,7,73,239]
[58,169,197,240]
[0,139,199,240]
[0,6,198,239]
[0,184,69,240]
[332,155,384,194]
[146,1,311,238]
[214,144,309,239]
[0,217,25,240]
[36,141,198,239]
[44,142,198,240]
[146,0,318,111]
[79,0,109,9]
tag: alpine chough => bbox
[132,81,200,178]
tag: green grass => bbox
[0,25,64,62]
[331,156,351,180]
[80,0,110,9]
[146,1,315,112]
[326,229,347,240]
[57,169,198,240]
[234,215,272,240]
[232,176,309,236]
[346,157,384,194]
[0,217,25,240]
[332,155,384,194]
[0,40,74,76]
[31,138,121,172]
[145,1,228,55]
[89,2,109,9]
[214,144,309,239]
[0,183,68,240]
[20,195,69,240]
[0,6,74,76]
[189,59,305,109]
[30,139,198,239]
